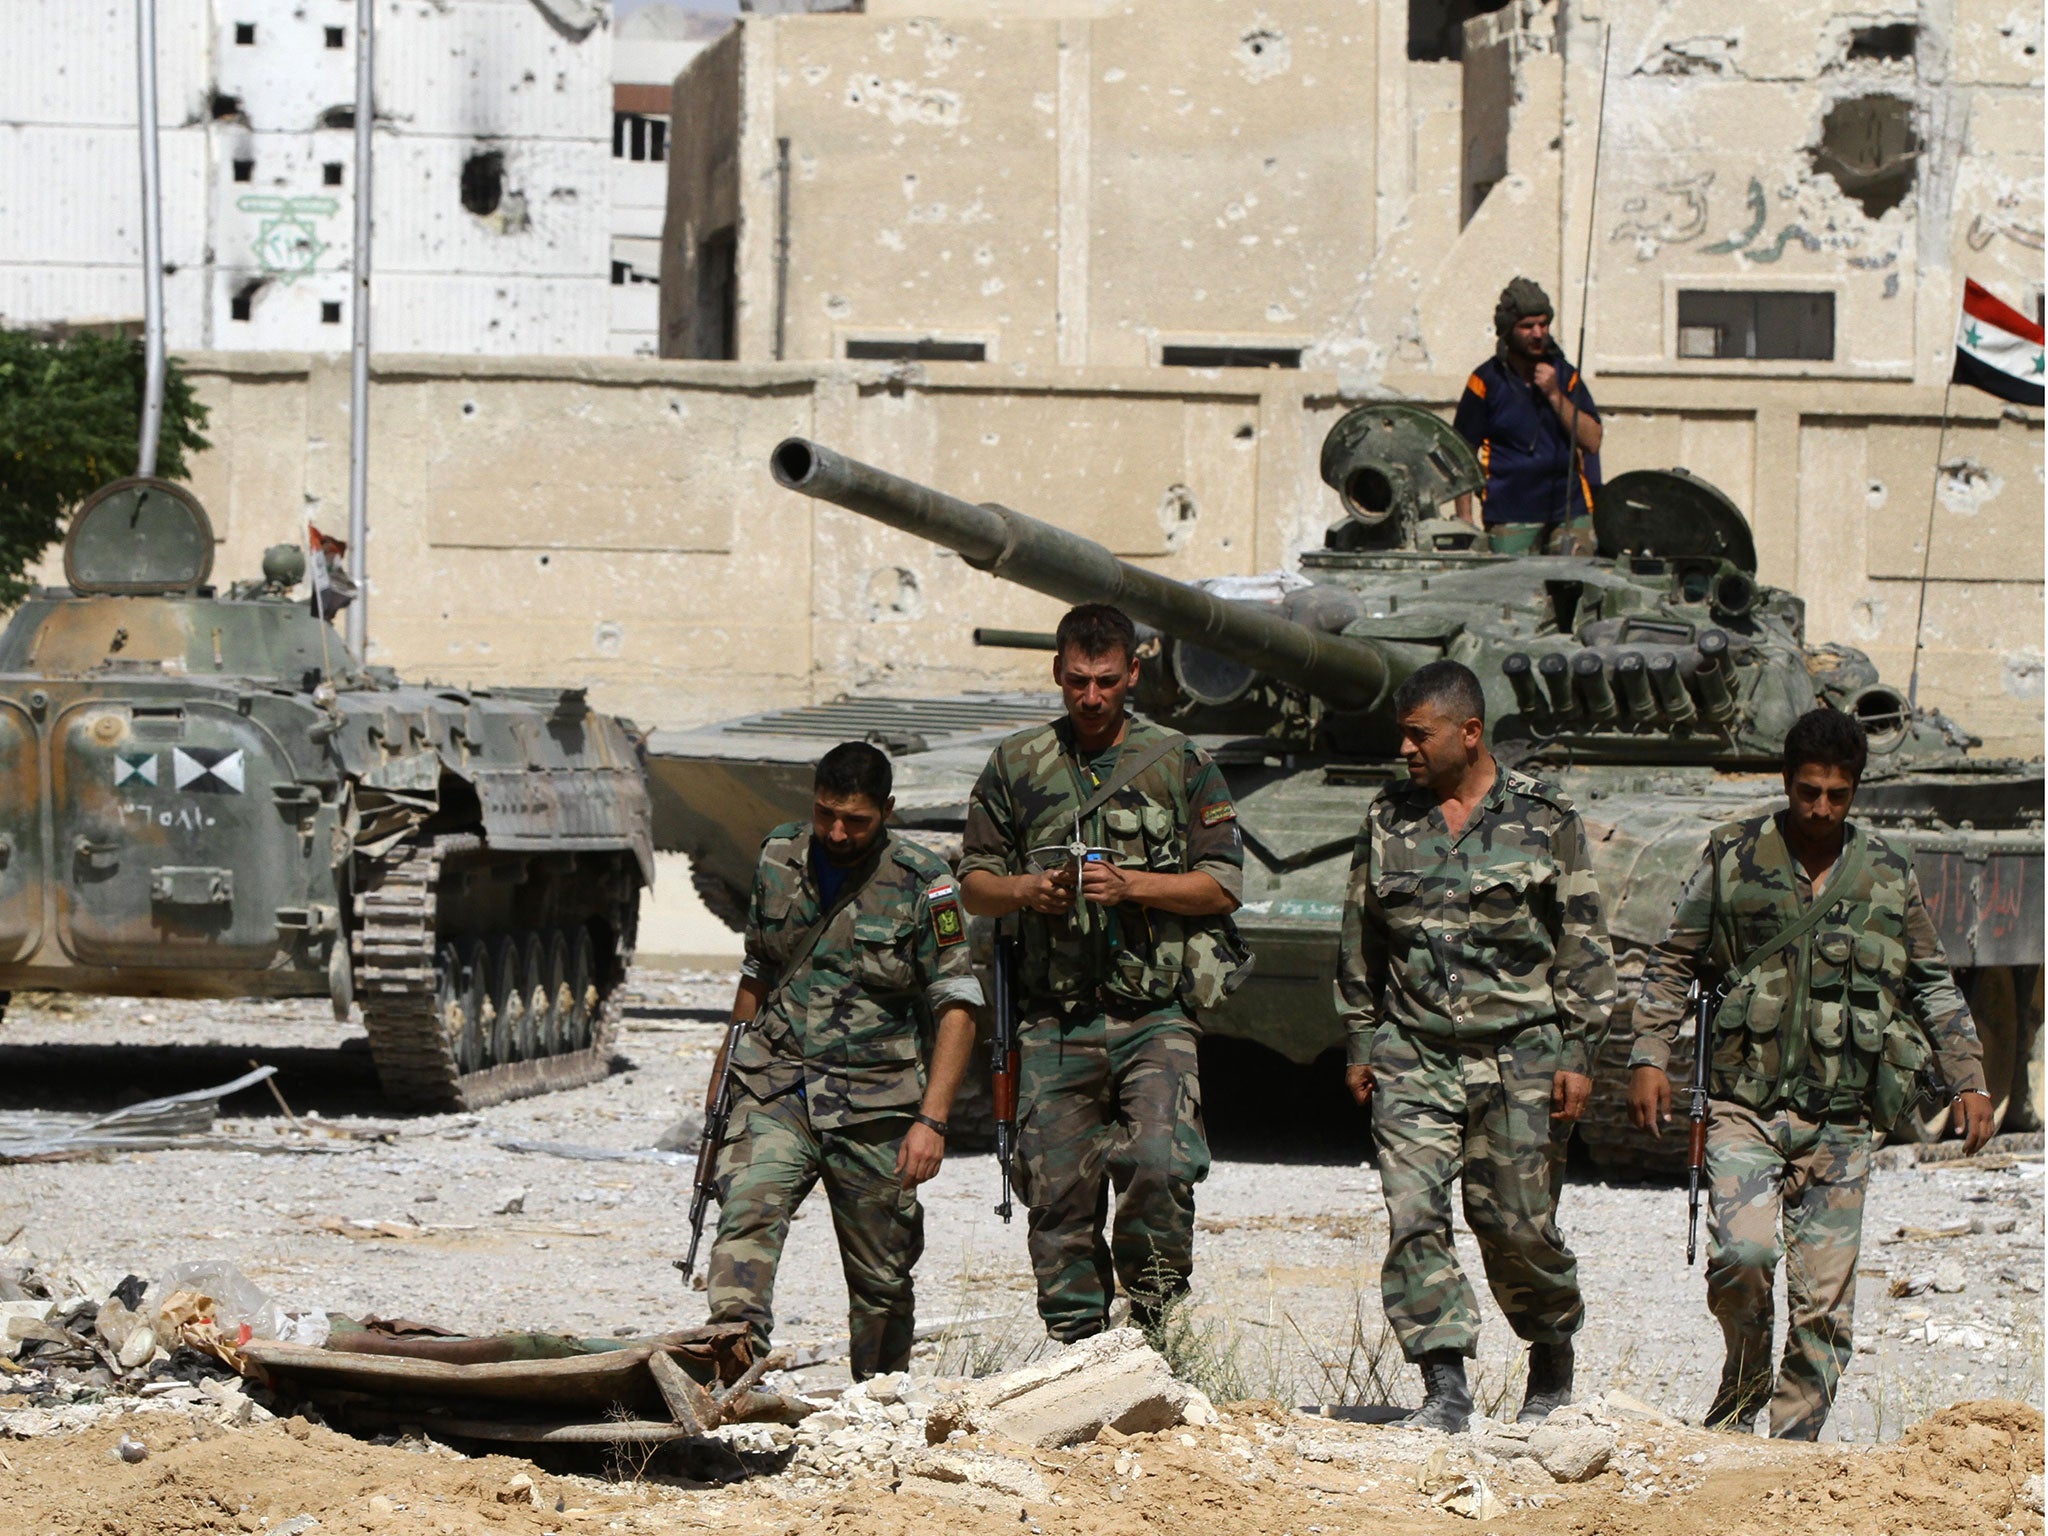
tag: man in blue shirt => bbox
[1452,278,1603,555]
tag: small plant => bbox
[1288,1299,1413,1411]
[1131,1254,1298,1405]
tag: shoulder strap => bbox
[761,839,889,1017]
[1724,833,1871,987]
[1072,730,1187,821]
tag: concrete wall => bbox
[144,350,2042,757]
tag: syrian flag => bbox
[1953,279,2044,407]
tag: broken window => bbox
[322,161,343,186]
[1846,24,1915,62]
[696,227,738,361]
[1407,0,1512,62]
[1676,291,1835,361]
[845,337,988,362]
[229,281,262,321]
[321,301,342,324]
[1160,344,1301,369]
[612,112,668,163]
[1809,94,1918,218]
[234,22,255,45]
[460,151,505,217]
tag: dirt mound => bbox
[1,1399,2038,1536]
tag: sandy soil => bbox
[0,976,2041,1454]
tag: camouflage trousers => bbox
[705,1090,923,1380]
[1704,1099,1872,1440]
[1369,1020,1582,1360]
[1014,1003,1210,1343]
[1484,516,1593,556]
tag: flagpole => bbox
[1905,378,1956,713]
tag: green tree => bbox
[0,330,211,605]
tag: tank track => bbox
[354,836,626,1112]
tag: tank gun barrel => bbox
[771,438,1402,711]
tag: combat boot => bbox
[1702,1372,1770,1434]
[1517,1340,1573,1423]
[1403,1350,1472,1433]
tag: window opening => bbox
[460,151,505,217]
[234,22,255,45]
[1160,344,1301,369]
[1676,291,1836,361]
[320,301,342,324]
[845,337,987,363]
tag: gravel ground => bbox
[0,974,2039,1444]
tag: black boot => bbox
[1404,1350,1472,1433]
[1703,1370,1770,1433]
[1517,1340,1574,1423]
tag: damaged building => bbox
[0,0,707,355]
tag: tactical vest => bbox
[1705,817,1917,1122]
[1010,722,1199,1009]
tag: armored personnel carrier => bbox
[0,478,651,1110]
[649,415,2041,1165]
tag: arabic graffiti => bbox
[1696,177,1822,262]
[234,194,339,282]
[1611,172,1715,257]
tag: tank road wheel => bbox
[519,932,555,1057]
[565,927,597,1051]
[486,936,527,1064]
[539,929,572,1055]
[357,841,627,1111]
[439,941,486,1077]
[1894,966,2027,1144]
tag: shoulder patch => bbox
[1502,768,1574,815]
[929,896,967,949]
[1465,371,1488,400]
[1198,800,1236,827]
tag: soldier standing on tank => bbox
[1628,708,1994,1440]
[1337,659,1613,1432]
[703,741,982,1380]
[1451,277,1603,554]
[957,603,1244,1343]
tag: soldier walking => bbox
[958,603,1243,1342]
[1337,659,1614,1431]
[1629,708,1993,1439]
[703,741,982,1380]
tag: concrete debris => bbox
[111,1434,148,1463]
[1433,1471,1503,1519]
[899,1446,1050,1505]
[1932,1260,1967,1294]
[1527,1422,1615,1482]
[924,1328,1205,1449]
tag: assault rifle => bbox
[1685,978,1713,1266]
[991,920,1020,1223]
[681,1014,747,1280]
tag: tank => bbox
[648,417,2043,1166]
[0,478,652,1110]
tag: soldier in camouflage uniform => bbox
[958,603,1243,1344]
[704,741,982,1380]
[1337,659,1614,1433]
[1630,708,1993,1440]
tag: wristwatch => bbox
[915,1113,950,1138]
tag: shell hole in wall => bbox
[1809,94,1918,218]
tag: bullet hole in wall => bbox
[1809,94,1919,218]
[210,93,243,120]
[461,151,506,217]
[319,106,355,129]
[229,279,266,322]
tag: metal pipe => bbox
[773,137,791,362]
[1691,628,1737,724]
[771,438,1402,710]
[345,0,374,657]
[1572,649,1617,725]
[973,628,1060,651]
[1537,651,1576,717]
[134,0,166,477]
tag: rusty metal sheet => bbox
[243,1324,750,1415]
